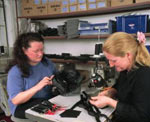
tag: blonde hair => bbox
[103,32,150,67]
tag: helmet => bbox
[52,68,83,96]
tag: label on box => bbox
[87,0,96,3]
[41,0,48,4]
[97,2,106,7]
[78,4,87,11]
[70,5,78,12]
[62,0,69,5]
[34,0,41,4]
[88,3,96,9]
[48,2,61,14]
[21,0,34,6]
[78,0,86,4]
[61,6,69,12]
[69,0,78,4]
[36,4,47,15]
[22,6,36,16]
[111,0,133,7]
[48,0,55,2]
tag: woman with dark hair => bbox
[6,32,56,119]
[90,32,150,122]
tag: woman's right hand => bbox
[98,87,117,98]
[36,75,54,91]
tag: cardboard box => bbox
[87,0,96,3]
[47,2,62,14]
[96,0,110,8]
[61,5,70,13]
[87,2,97,9]
[78,3,87,11]
[62,0,69,6]
[136,0,150,3]
[21,0,34,6]
[69,0,78,5]
[111,0,133,7]
[35,4,47,15]
[69,4,78,12]
[48,0,55,2]
[41,0,48,4]
[78,0,87,4]
[21,5,36,16]
[33,0,41,4]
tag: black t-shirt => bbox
[112,65,150,122]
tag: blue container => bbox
[116,15,149,33]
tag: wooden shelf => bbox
[50,58,105,65]
[43,33,150,40]
[18,2,150,20]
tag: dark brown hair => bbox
[6,32,47,77]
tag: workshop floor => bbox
[0,113,12,122]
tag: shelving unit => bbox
[15,1,150,40]
[18,1,150,20]
[14,1,150,64]
[43,33,150,40]
[50,58,105,65]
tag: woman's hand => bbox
[98,87,117,98]
[36,75,54,91]
[12,75,55,105]
[90,95,118,109]
[90,95,110,108]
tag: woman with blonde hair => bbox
[90,32,150,122]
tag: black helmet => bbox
[52,68,83,96]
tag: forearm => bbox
[12,85,40,105]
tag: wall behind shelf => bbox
[5,0,150,56]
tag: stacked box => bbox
[21,0,49,16]
[41,0,48,4]
[78,0,87,4]
[69,0,78,12]
[136,0,150,3]
[69,0,78,5]
[87,2,96,10]
[61,0,70,13]
[78,4,87,11]
[22,0,34,6]
[21,0,36,16]
[111,0,134,7]
[87,0,96,2]
[69,5,78,12]
[96,0,111,8]
[47,1,62,14]
[34,0,48,15]
[78,0,87,11]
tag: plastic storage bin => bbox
[116,15,149,33]
[79,20,116,35]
